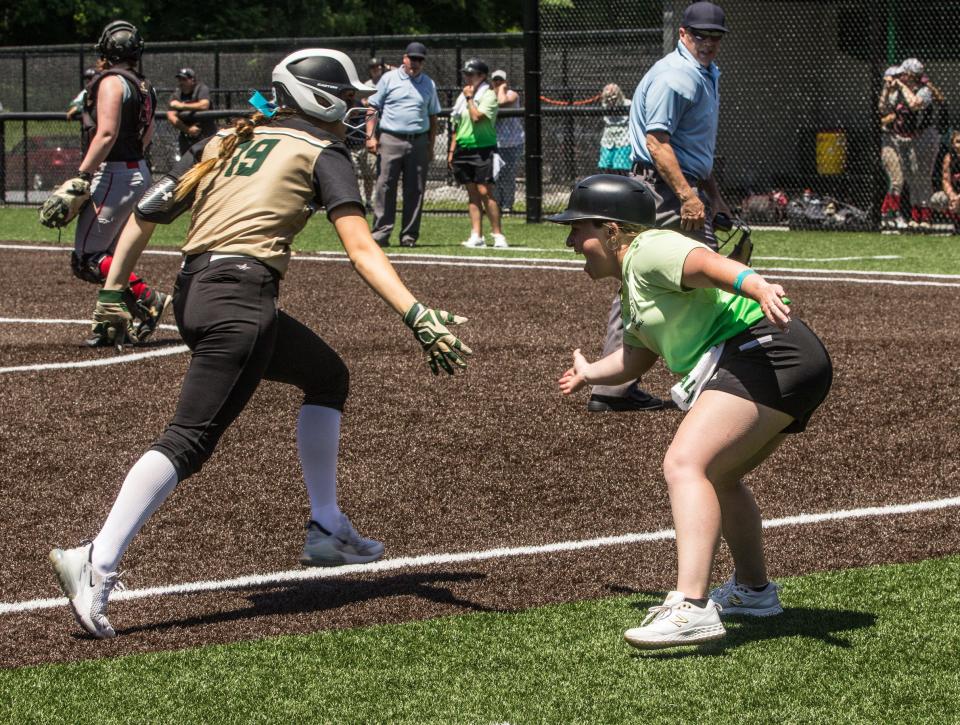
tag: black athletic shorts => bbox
[702,317,832,434]
[452,146,496,185]
[150,252,349,479]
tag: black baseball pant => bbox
[151,253,349,480]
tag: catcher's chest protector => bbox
[82,68,156,159]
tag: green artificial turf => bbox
[2,205,960,274]
[2,555,958,723]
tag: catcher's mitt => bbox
[38,177,91,228]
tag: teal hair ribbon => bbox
[248,90,277,117]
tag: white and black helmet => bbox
[271,49,373,127]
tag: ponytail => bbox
[174,109,298,202]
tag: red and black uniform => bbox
[73,66,160,308]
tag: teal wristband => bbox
[733,269,755,294]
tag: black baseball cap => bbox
[175,67,196,79]
[682,1,728,32]
[405,42,427,59]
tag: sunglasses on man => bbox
[687,28,724,41]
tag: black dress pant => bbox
[151,253,349,480]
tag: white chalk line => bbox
[0,241,954,279]
[2,494,958,617]
[0,319,185,373]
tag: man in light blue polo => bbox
[365,41,441,247]
[629,0,733,246]
[587,1,735,413]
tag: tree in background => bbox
[0,0,523,45]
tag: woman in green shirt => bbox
[550,174,832,650]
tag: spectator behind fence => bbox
[66,67,98,120]
[366,56,387,87]
[166,68,216,160]
[886,58,938,230]
[490,69,523,214]
[451,58,506,248]
[929,129,960,228]
[598,83,631,175]
[879,64,908,232]
[365,41,440,248]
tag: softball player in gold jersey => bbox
[49,49,472,639]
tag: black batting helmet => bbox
[462,58,489,76]
[96,20,144,63]
[547,174,657,226]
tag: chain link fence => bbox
[3,3,960,232]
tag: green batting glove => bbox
[404,301,473,375]
[91,289,134,350]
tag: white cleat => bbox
[491,233,509,248]
[710,573,783,616]
[299,514,385,567]
[49,543,123,639]
[624,591,726,650]
[461,235,486,248]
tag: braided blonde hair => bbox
[174,109,297,201]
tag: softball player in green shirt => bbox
[550,174,832,650]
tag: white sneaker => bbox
[49,543,123,639]
[300,514,385,566]
[710,573,783,616]
[894,215,909,231]
[461,235,485,248]
[491,233,509,248]
[623,591,726,649]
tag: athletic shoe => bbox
[623,591,726,650]
[461,235,486,248]
[709,573,783,616]
[49,543,123,639]
[132,290,172,344]
[491,233,509,248]
[85,322,133,349]
[299,515,385,567]
[894,215,909,231]
[400,237,417,248]
[587,382,663,412]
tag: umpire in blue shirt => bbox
[365,41,441,247]
[630,0,733,244]
[587,1,735,413]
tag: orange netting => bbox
[539,93,602,106]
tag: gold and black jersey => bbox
[179,117,362,277]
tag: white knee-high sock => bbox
[297,405,342,531]
[91,450,179,576]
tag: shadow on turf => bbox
[614,590,877,659]
[111,570,497,637]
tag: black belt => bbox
[632,162,704,186]
[382,130,427,141]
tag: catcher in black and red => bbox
[39,19,170,349]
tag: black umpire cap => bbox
[547,174,657,226]
[405,42,427,59]
[682,1,729,32]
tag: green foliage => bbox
[0,0,524,45]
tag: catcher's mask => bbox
[271,49,374,129]
[713,212,751,253]
[96,20,144,64]
[546,174,657,227]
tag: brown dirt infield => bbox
[0,244,958,667]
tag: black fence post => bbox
[214,50,221,92]
[523,0,542,223]
[0,120,6,204]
